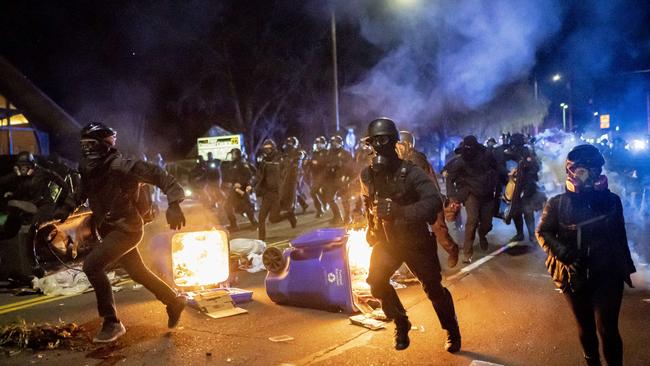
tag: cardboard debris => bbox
[268,335,294,342]
[192,290,248,319]
[349,314,387,331]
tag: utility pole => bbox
[331,8,340,134]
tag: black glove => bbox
[166,201,186,230]
[376,198,402,221]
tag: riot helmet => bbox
[14,151,36,177]
[366,118,399,172]
[285,136,299,150]
[565,144,607,193]
[396,130,415,159]
[80,122,116,159]
[330,135,343,150]
[230,148,243,162]
[486,137,497,148]
[314,136,327,152]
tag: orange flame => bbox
[171,230,229,288]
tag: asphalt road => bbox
[1,201,649,366]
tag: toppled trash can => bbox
[264,228,356,313]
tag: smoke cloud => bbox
[336,0,564,134]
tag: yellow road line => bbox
[0,279,134,315]
[0,296,55,310]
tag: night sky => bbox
[1,0,649,158]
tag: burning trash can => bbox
[148,229,230,290]
[264,227,373,314]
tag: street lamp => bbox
[560,103,568,131]
[552,73,573,130]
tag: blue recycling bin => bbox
[264,228,356,313]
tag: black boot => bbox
[444,326,461,353]
[394,319,411,351]
[584,355,602,366]
[166,295,187,328]
[288,212,297,228]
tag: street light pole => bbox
[330,8,340,133]
[560,103,568,132]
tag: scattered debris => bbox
[349,314,387,331]
[0,320,86,351]
[268,335,294,342]
[132,284,143,290]
[190,290,248,319]
[206,352,212,357]
[642,298,650,304]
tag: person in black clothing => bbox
[205,151,224,209]
[305,136,328,218]
[255,139,297,240]
[396,130,460,268]
[0,152,67,237]
[536,145,635,366]
[280,136,307,216]
[53,122,188,343]
[221,148,257,231]
[504,133,541,243]
[352,142,374,215]
[361,118,461,352]
[323,135,354,224]
[444,136,498,263]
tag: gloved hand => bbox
[376,198,402,221]
[166,201,186,230]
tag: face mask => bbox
[14,165,34,177]
[81,138,111,159]
[566,166,608,193]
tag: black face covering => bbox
[81,139,111,160]
[369,136,398,173]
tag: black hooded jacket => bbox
[536,190,636,292]
[65,150,184,232]
[443,146,498,201]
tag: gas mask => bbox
[14,164,34,177]
[565,165,608,193]
[368,135,398,173]
[81,136,115,160]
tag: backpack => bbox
[136,183,157,224]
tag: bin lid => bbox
[290,228,347,248]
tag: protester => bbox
[536,144,636,366]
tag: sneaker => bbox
[394,320,411,351]
[462,255,472,264]
[93,320,126,343]
[288,213,297,229]
[166,296,187,328]
[509,234,524,243]
[315,210,324,218]
[448,246,459,268]
[479,238,489,251]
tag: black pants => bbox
[366,241,459,332]
[323,184,351,222]
[563,275,624,366]
[463,193,494,257]
[224,192,257,228]
[83,228,177,320]
[310,184,324,213]
[258,191,291,240]
[513,205,535,240]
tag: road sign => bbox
[197,134,243,161]
[600,114,610,129]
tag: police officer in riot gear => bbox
[256,139,297,240]
[221,148,257,231]
[396,130,460,268]
[54,122,187,343]
[361,118,461,352]
[305,136,328,218]
[324,135,354,224]
[504,133,541,243]
[281,136,308,215]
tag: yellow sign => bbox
[197,134,243,160]
[600,114,610,129]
